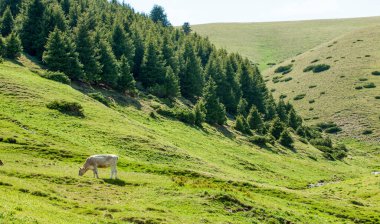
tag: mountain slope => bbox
[192,16,380,70]
[0,58,380,223]
[264,26,380,142]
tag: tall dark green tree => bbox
[60,0,70,15]
[223,56,241,114]
[235,115,251,135]
[164,67,180,99]
[269,117,285,140]
[43,28,83,79]
[179,40,204,101]
[182,22,191,35]
[288,108,302,130]
[150,5,171,27]
[20,0,46,58]
[203,79,227,125]
[118,55,136,95]
[237,98,248,117]
[277,99,288,122]
[279,129,294,148]
[5,32,22,59]
[46,4,67,32]
[97,38,119,87]
[140,39,166,87]
[194,99,206,127]
[1,6,14,37]
[111,23,135,62]
[75,18,101,82]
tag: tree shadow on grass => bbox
[102,178,127,186]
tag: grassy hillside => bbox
[192,17,380,70]
[1,58,380,223]
[264,26,380,142]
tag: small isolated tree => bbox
[237,98,248,117]
[235,115,251,135]
[118,55,136,95]
[5,32,22,59]
[150,5,171,27]
[247,106,264,133]
[269,117,285,140]
[279,129,294,148]
[194,99,206,127]
[203,79,227,125]
[164,67,180,99]
[182,22,191,35]
[1,6,14,37]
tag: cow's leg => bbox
[114,166,118,179]
[94,167,99,178]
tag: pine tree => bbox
[0,37,5,57]
[277,99,288,122]
[203,79,227,125]
[237,98,248,117]
[182,22,191,35]
[140,39,166,88]
[235,115,251,135]
[164,67,180,99]
[75,18,101,83]
[162,33,179,74]
[269,117,285,140]
[1,6,14,37]
[111,23,135,62]
[20,0,46,58]
[5,32,22,59]
[61,0,70,15]
[279,129,294,148]
[224,57,241,114]
[150,5,171,27]
[288,108,302,130]
[247,106,264,133]
[46,4,67,32]
[118,55,136,95]
[43,28,83,79]
[97,38,119,87]
[194,99,206,127]
[179,40,204,101]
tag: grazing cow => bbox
[0,160,3,166]
[79,155,118,179]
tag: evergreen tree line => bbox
[0,0,305,141]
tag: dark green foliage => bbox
[237,98,248,117]
[310,137,332,148]
[371,71,380,76]
[363,82,376,88]
[88,92,110,107]
[41,71,70,85]
[111,23,135,61]
[118,55,136,95]
[5,32,22,59]
[75,17,101,83]
[164,67,180,99]
[316,122,342,134]
[150,5,171,27]
[0,37,5,57]
[43,28,83,79]
[46,100,84,117]
[279,130,293,148]
[276,99,288,122]
[293,94,306,101]
[46,4,67,32]
[325,127,342,134]
[355,86,363,90]
[203,79,226,125]
[269,118,284,140]
[274,64,292,74]
[235,115,251,135]
[362,129,373,135]
[283,77,292,82]
[20,0,46,58]
[288,108,302,130]
[3,137,17,144]
[97,38,119,87]
[310,59,319,63]
[194,100,206,127]
[247,106,264,133]
[156,106,195,125]
[309,85,317,88]
[358,78,368,81]
[318,143,348,161]
[312,64,331,73]
[375,96,380,100]
[182,22,192,35]
[303,65,315,72]
[140,39,166,88]
[309,99,315,104]
[248,135,269,146]
[1,6,14,36]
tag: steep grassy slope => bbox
[0,59,380,223]
[192,16,380,70]
[264,26,380,142]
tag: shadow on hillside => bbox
[103,178,127,186]
[215,125,234,139]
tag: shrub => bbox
[5,32,22,59]
[248,135,269,145]
[303,65,315,72]
[326,56,332,59]
[88,92,110,107]
[311,59,319,63]
[363,82,376,88]
[316,122,341,132]
[325,126,342,134]
[375,96,380,99]
[46,100,84,117]
[42,71,71,85]
[3,137,17,144]
[371,71,380,76]
[283,77,292,82]
[274,64,293,74]
[234,115,251,135]
[310,137,332,148]
[362,129,373,135]
[175,108,195,125]
[320,91,326,95]
[279,130,293,148]
[309,85,317,89]
[279,94,287,99]
[293,94,306,101]
[355,86,363,90]
[313,64,330,73]
[358,78,368,82]
[309,99,315,104]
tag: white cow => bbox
[79,154,118,179]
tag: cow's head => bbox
[78,167,86,176]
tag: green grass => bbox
[193,16,380,70]
[265,25,380,142]
[1,58,380,223]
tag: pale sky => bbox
[124,0,380,26]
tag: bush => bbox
[309,85,317,89]
[362,129,373,135]
[42,71,71,85]
[248,135,269,145]
[358,78,368,81]
[46,100,84,117]
[3,137,17,144]
[234,115,251,135]
[375,96,380,100]
[279,130,293,148]
[5,32,22,59]
[309,99,315,104]
[363,82,376,88]
[355,86,363,90]
[156,106,195,125]
[310,137,332,148]
[325,126,342,134]
[313,64,331,73]
[372,71,380,76]
[88,92,110,107]
[293,94,306,101]
[283,77,292,82]
[279,94,287,99]
[274,64,293,74]
[303,65,315,72]
[311,59,319,63]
